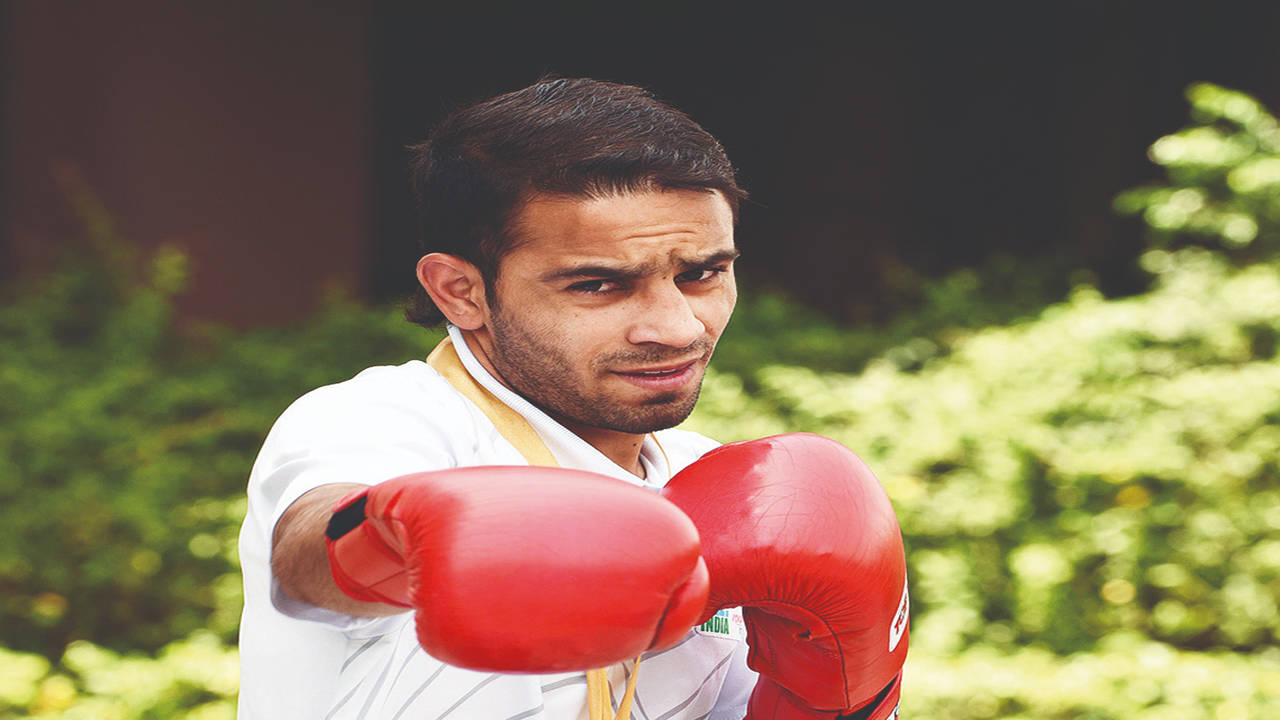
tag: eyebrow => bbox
[539,248,741,283]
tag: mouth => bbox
[614,360,699,376]
[611,359,701,390]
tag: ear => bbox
[417,253,490,330]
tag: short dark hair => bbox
[405,77,747,328]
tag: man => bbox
[238,78,906,720]
[239,77,755,719]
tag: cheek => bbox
[699,285,738,336]
[552,312,623,360]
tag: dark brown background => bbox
[6,2,1279,326]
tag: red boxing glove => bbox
[324,466,709,673]
[662,434,909,720]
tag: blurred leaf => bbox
[1117,83,1280,260]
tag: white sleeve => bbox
[243,369,471,626]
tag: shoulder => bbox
[246,361,482,531]
[296,359,457,404]
[653,427,721,474]
[282,360,467,423]
[261,360,479,456]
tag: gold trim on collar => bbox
[426,336,560,468]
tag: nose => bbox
[626,283,704,348]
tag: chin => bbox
[607,395,700,434]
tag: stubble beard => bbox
[487,310,712,434]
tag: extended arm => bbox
[277,466,713,673]
[271,483,405,618]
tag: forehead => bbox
[503,189,735,269]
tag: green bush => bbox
[689,247,1280,654]
[0,632,237,719]
[898,634,1280,720]
[0,231,440,658]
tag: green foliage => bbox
[2,242,231,656]
[1,633,1275,720]
[0,236,439,658]
[688,247,1280,655]
[0,633,237,719]
[899,634,1280,720]
[1115,83,1280,259]
[718,253,1069,379]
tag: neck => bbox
[458,329,647,477]
[556,420,647,478]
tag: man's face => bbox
[481,188,738,436]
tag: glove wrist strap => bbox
[324,489,413,607]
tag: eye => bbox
[676,267,726,284]
[566,279,622,294]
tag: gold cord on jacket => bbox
[587,658,642,720]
